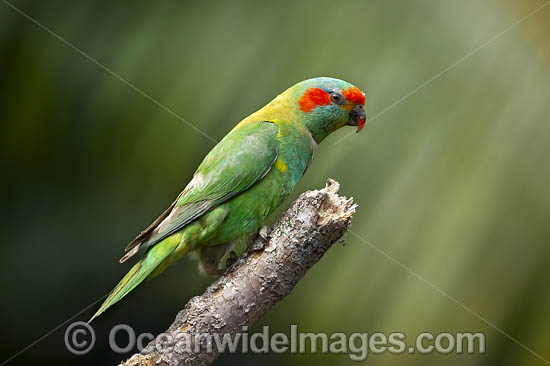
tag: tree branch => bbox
[119,179,356,366]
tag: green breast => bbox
[211,120,315,244]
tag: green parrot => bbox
[90,77,366,321]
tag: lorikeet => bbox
[90,77,366,321]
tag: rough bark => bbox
[119,179,356,366]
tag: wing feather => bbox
[121,121,279,262]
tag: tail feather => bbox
[89,234,186,322]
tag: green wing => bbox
[121,121,279,261]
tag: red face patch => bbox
[342,87,365,105]
[298,87,331,113]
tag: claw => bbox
[259,226,271,241]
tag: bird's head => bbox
[292,77,366,143]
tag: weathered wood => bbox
[120,179,356,366]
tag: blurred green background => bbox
[1,0,548,365]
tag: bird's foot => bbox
[225,251,238,268]
[259,225,271,241]
[250,226,271,251]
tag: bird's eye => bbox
[330,92,345,105]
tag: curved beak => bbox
[347,105,366,133]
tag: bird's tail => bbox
[89,234,189,322]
